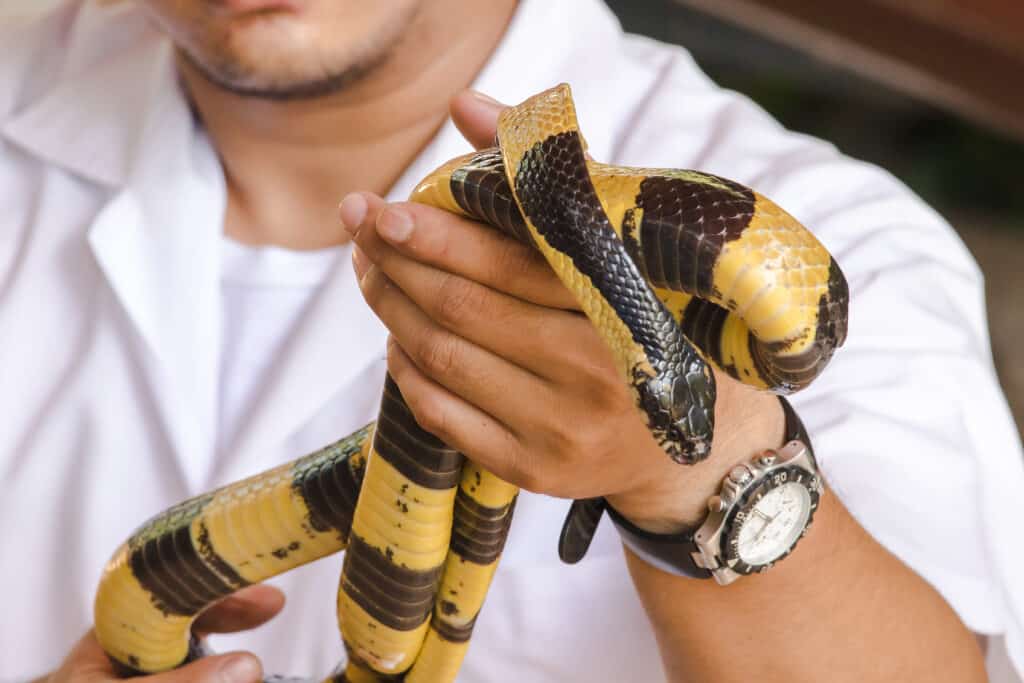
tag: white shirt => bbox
[218,238,344,460]
[1,1,1022,681]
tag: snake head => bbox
[632,356,716,466]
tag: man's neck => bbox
[180,0,517,250]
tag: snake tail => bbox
[404,461,518,683]
[336,375,463,676]
[93,426,372,674]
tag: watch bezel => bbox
[602,397,819,583]
[720,464,821,575]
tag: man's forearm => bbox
[626,491,987,682]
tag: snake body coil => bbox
[94,84,848,682]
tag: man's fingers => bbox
[355,263,549,428]
[343,196,579,310]
[192,584,285,637]
[386,339,535,487]
[338,192,386,243]
[450,89,506,150]
[354,235,596,381]
[378,201,575,308]
[144,651,262,683]
[54,631,262,683]
[54,586,280,681]
[52,631,118,680]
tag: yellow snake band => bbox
[94,84,848,682]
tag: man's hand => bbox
[338,92,784,533]
[41,584,284,683]
[337,91,985,683]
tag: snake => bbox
[94,84,848,682]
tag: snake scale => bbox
[94,84,848,682]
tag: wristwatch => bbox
[606,396,823,585]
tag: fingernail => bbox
[378,207,413,243]
[469,89,502,106]
[352,245,370,279]
[218,655,259,683]
[339,193,368,236]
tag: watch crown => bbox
[728,465,754,485]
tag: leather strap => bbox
[606,396,812,579]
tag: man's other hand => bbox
[41,584,284,683]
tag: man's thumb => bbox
[152,652,262,683]
[54,632,262,683]
[450,89,507,150]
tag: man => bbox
[2,0,1022,681]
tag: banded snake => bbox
[94,84,849,682]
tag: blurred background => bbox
[602,0,1024,439]
[3,0,1021,678]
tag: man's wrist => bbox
[606,387,785,534]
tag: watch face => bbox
[722,466,820,574]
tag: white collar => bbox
[1,2,181,187]
[3,2,237,489]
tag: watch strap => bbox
[605,502,712,578]
[558,497,608,564]
[606,395,811,579]
[780,394,813,458]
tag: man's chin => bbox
[166,0,422,102]
[193,64,375,102]
[179,44,388,102]
[214,0,306,14]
